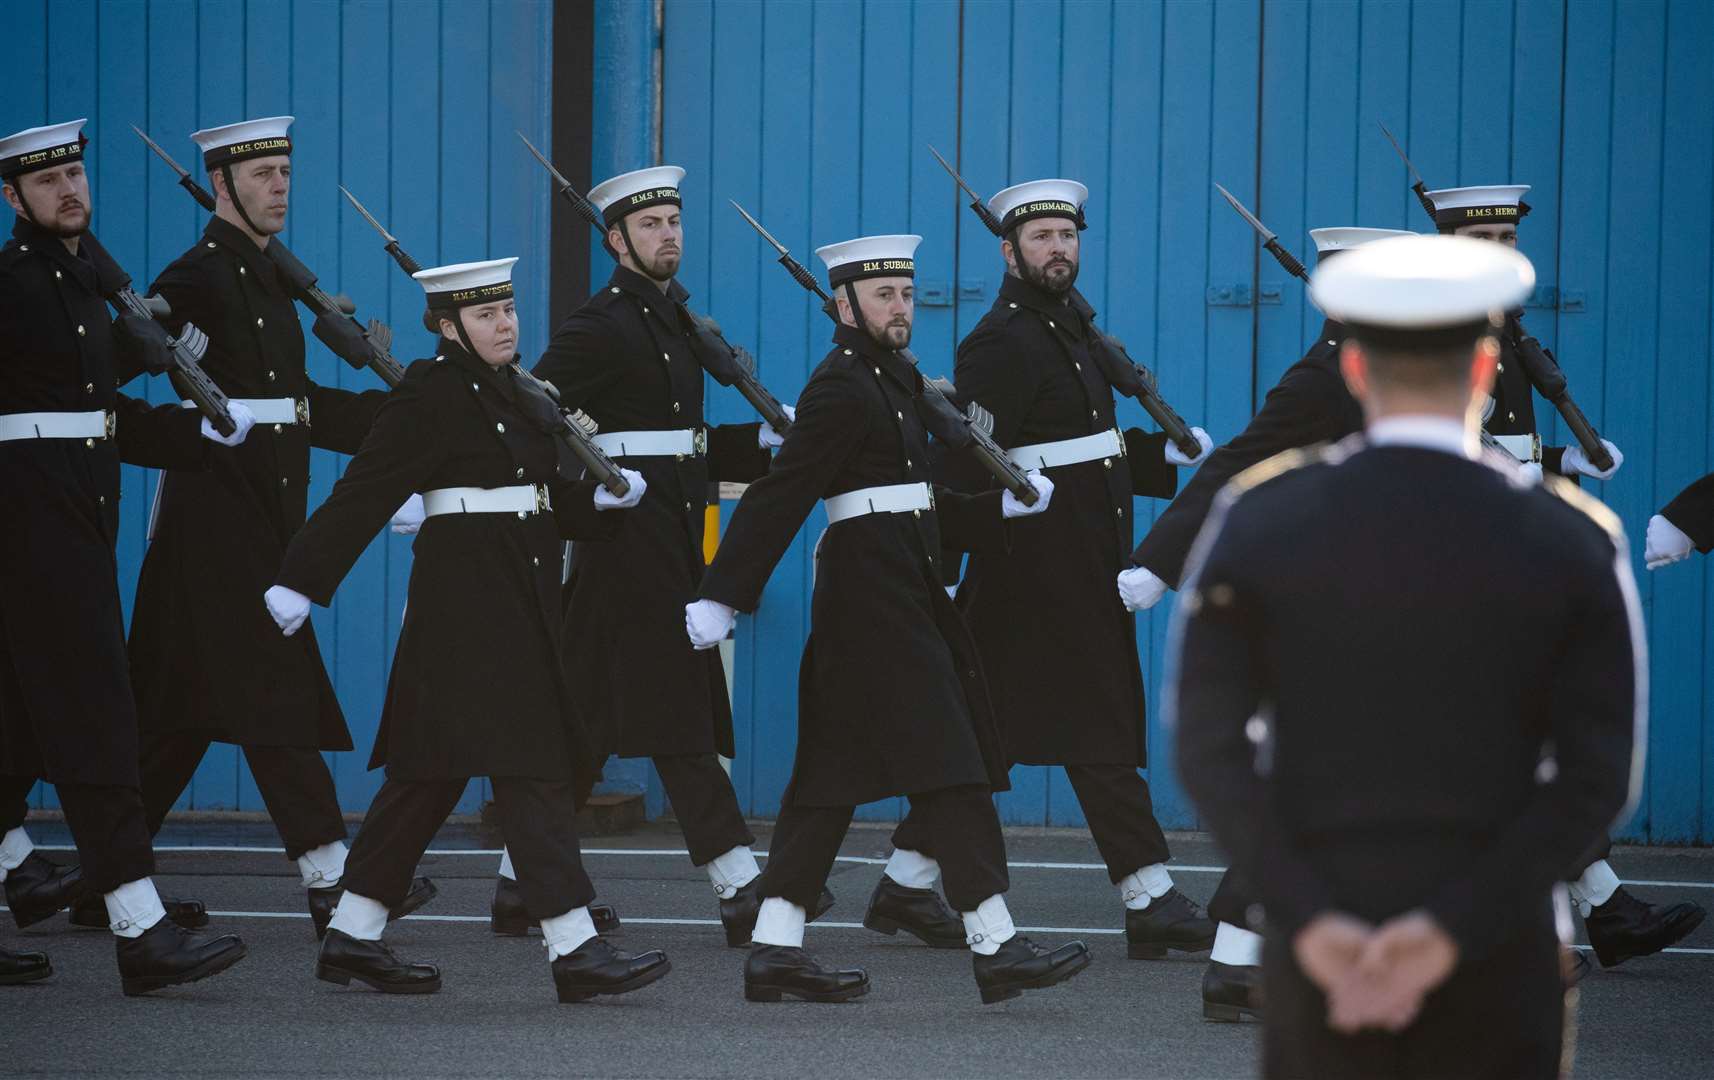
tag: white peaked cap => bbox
[815,234,923,287]
[413,258,520,307]
[190,116,294,166]
[987,179,1089,230]
[1310,234,1533,330]
[0,119,87,178]
[1310,227,1418,254]
[588,165,686,220]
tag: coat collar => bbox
[11,216,104,294]
[439,337,522,401]
[202,215,285,292]
[833,322,920,393]
[605,264,688,330]
[999,271,1078,317]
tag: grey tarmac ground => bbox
[3,818,1710,1079]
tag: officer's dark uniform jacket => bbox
[0,220,206,786]
[1662,472,1714,553]
[1173,436,1639,977]
[946,275,1179,765]
[275,341,618,793]
[698,323,1011,808]
[533,264,771,761]
[129,216,387,752]
[1490,313,1570,475]
[1132,320,1362,589]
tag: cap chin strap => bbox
[617,220,676,284]
[220,164,270,239]
[8,179,39,226]
[449,309,483,363]
[843,282,884,348]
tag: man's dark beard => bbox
[642,247,680,282]
[24,193,89,236]
[1017,246,1078,295]
[866,320,912,350]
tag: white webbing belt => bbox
[824,482,933,525]
[1007,427,1124,470]
[422,484,551,518]
[1490,433,1543,464]
[591,428,701,457]
[0,410,111,442]
[182,397,303,425]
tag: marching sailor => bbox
[531,166,798,944]
[687,234,1091,1005]
[915,178,1216,960]
[1172,233,1643,1077]
[266,257,667,1002]
[1,118,251,994]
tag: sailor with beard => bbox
[120,117,437,941]
[529,167,795,946]
[911,180,1217,964]
[686,234,1092,1005]
[1,118,252,994]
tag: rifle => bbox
[927,145,1202,459]
[730,200,1038,506]
[515,131,792,434]
[338,185,631,496]
[1377,124,1615,473]
[83,233,236,436]
[132,125,405,388]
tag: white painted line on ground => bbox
[14,905,1711,955]
[37,844,1714,890]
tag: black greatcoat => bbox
[1662,472,1714,553]
[945,275,1179,766]
[533,265,770,760]
[0,220,206,786]
[1132,319,1362,589]
[698,323,1011,808]
[1172,441,1639,1075]
[129,216,387,751]
[274,342,618,791]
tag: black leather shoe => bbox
[489,876,620,936]
[1565,949,1593,986]
[719,881,836,948]
[5,854,85,929]
[973,936,1092,1004]
[116,919,246,996]
[315,928,440,994]
[744,944,869,1003]
[551,937,670,1002]
[70,893,208,931]
[0,946,52,985]
[308,876,439,940]
[1585,887,1707,968]
[1201,960,1262,1022]
[862,877,966,948]
[1126,888,1217,959]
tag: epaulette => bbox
[1542,472,1625,544]
[1224,440,1344,499]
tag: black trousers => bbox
[653,754,755,865]
[766,784,1009,913]
[1261,912,1565,1080]
[1209,868,1262,930]
[0,772,153,894]
[137,730,346,861]
[892,765,1170,886]
[345,774,594,919]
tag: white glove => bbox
[390,493,426,534]
[264,584,312,637]
[1001,471,1054,519]
[1645,514,1695,570]
[201,400,255,447]
[1164,427,1214,467]
[685,598,737,650]
[1519,462,1544,484]
[1562,439,1624,481]
[759,404,797,450]
[593,469,647,510]
[1117,566,1169,612]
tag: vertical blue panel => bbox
[1255,0,1310,396]
[1354,0,1413,230]
[1510,0,1565,366]
[954,0,1011,345]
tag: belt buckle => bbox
[693,428,708,457]
[104,411,116,439]
[534,484,551,514]
[1111,425,1126,458]
[1529,433,1542,463]
[296,398,311,426]
[926,485,936,511]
